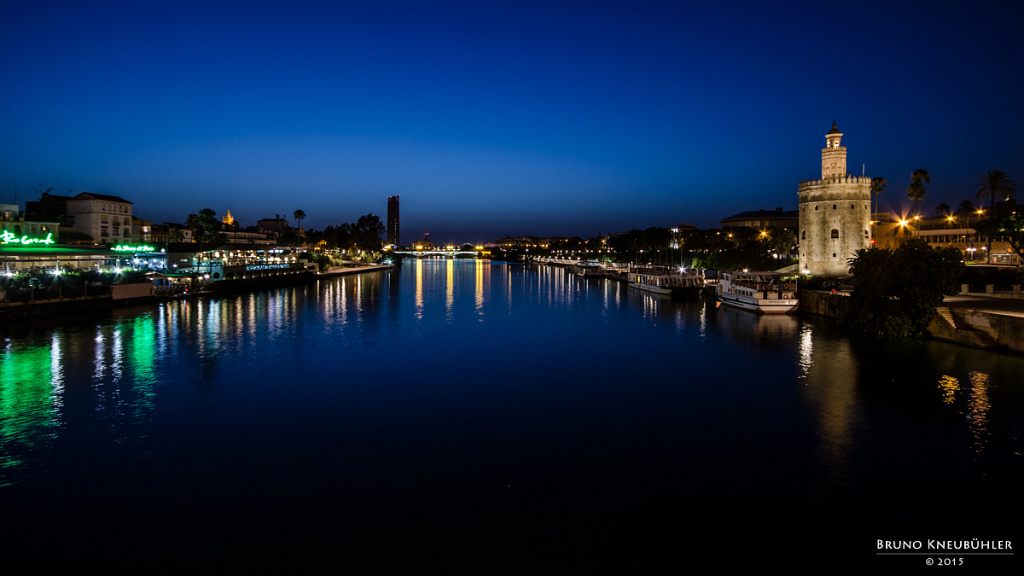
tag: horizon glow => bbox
[2,1,1022,244]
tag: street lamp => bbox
[974,208,987,263]
[896,219,909,245]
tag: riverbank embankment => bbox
[1,282,157,323]
[799,288,1024,354]
[317,264,393,278]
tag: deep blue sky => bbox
[2,0,1022,243]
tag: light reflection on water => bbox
[0,261,1021,567]
[938,374,960,404]
[0,336,63,479]
[968,371,991,454]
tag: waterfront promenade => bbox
[944,294,1024,317]
[933,293,1024,354]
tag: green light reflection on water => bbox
[95,315,158,443]
[0,337,61,481]
[128,315,158,420]
[0,314,162,483]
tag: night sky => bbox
[2,1,1022,243]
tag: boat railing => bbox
[732,280,797,291]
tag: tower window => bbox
[833,204,837,210]
[801,231,806,240]
[850,204,854,209]
[815,206,819,211]
[831,229,839,239]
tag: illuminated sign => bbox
[0,231,55,246]
[245,264,291,271]
[112,244,157,252]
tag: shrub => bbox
[846,239,964,336]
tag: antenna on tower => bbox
[862,163,865,177]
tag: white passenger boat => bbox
[715,271,798,313]
[628,269,704,298]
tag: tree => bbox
[186,208,223,250]
[974,170,1017,210]
[351,214,385,252]
[330,223,353,251]
[293,209,306,231]
[641,227,672,264]
[974,201,1024,264]
[974,171,1017,263]
[907,169,930,216]
[955,199,977,217]
[935,202,951,217]
[770,228,798,260]
[847,238,964,336]
[870,177,887,220]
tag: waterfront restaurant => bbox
[166,245,312,282]
[1,238,170,275]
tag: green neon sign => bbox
[112,244,156,252]
[0,231,55,246]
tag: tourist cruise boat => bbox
[628,268,704,298]
[715,271,798,313]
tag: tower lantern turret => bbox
[821,122,847,179]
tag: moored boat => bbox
[715,271,798,313]
[628,269,704,298]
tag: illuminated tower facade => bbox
[797,123,871,275]
[387,195,400,247]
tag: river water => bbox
[1,260,1021,572]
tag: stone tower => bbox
[798,123,871,276]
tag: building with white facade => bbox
[65,193,134,245]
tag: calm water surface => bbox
[1,260,1021,572]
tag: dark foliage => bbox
[846,239,964,336]
[310,213,386,252]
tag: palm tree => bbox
[187,209,221,251]
[974,170,1017,210]
[935,202,951,217]
[955,199,977,217]
[907,169,930,216]
[198,208,221,244]
[974,170,1016,263]
[870,177,887,230]
[168,227,184,245]
[293,209,306,234]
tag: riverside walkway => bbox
[933,289,1024,353]
[943,294,1024,318]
